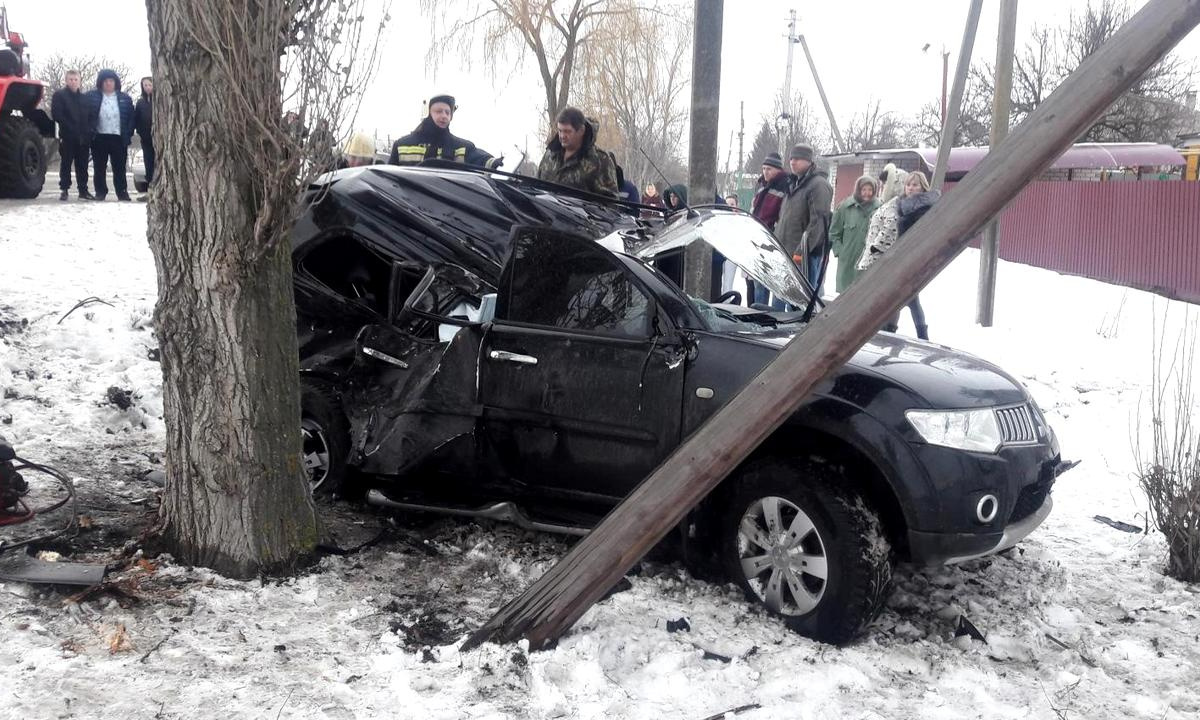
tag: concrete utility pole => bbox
[462,0,1200,654]
[931,0,985,190]
[978,0,1019,327]
[779,9,797,154]
[798,32,845,153]
[682,0,723,300]
[737,100,745,194]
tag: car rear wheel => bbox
[0,115,46,199]
[719,458,894,644]
[300,380,352,497]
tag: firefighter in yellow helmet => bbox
[388,94,502,169]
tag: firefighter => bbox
[388,94,501,169]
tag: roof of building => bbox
[827,143,1185,173]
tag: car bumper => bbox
[907,494,1053,565]
[902,430,1066,565]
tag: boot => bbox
[117,193,132,202]
[59,190,69,201]
[78,189,95,200]
[916,324,929,341]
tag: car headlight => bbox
[905,408,1003,454]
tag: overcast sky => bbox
[13,0,1200,167]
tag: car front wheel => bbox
[300,380,351,497]
[719,458,894,644]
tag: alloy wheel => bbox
[736,495,828,615]
[300,418,331,491]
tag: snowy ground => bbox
[2,191,1199,720]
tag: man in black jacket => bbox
[388,94,501,169]
[135,77,154,189]
[50,70,92,201]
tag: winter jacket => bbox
[750,172,789,231]
[663,183,688,212]
[775,162,833,260]
[51,87,88,141]
[135,94,153,142]
[389,117,500,169]
[857,190,941,271]
[641,191,665,208]
[536,119,618,197]
[829,185,881,291]
[83,69,134,144]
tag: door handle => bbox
[488,350,538,365]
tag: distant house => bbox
[825,143,1185,204]
[821,143,1200,306]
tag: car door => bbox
[479,228,686,501]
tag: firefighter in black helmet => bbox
[388,94,502,169]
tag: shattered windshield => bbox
[633,211,811,308]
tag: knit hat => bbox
[762,152,783,170]
[428,94,457,112]
[789,144,814,162]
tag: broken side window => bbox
[499,234,653,339]
[299,235,392,316]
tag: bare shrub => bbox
[1137,309,1200,582]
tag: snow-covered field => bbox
[2,193,1199,720]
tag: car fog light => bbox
[976,494,999,524]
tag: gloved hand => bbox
[491,156,505,170]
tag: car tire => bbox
[719,458,893,645]
[300,380,353,498]
[0,115,46,199]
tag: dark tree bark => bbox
[144,0,320,577]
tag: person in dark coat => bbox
[775,144,833,295]
[746,151,790,305]
[134,76,154,188]
[663,183,688,212]
[50,69,92,200]
[84,68,135,201]
[613,160,641,217]
[389,94,501,169]
[641,183,664,208]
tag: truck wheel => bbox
[300,380,352,498]
[0,115,46,199]
[719,458,894,644]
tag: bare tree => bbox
[968,0,1195,144]
[574,3,690,188]
[907,72,992,148]
[841,99,908,152]
[144,0,387,577]
[420,0,644,130]
[34,54,134,104]
[771,92,826,155]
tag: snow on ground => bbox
[2,194,1199,720]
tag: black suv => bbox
[291,164,1066,643]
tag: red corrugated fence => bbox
[964,181,1200,304]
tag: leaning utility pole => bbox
[797,33,844,153]
[978,0,1019,326]
[462,0,1200,653]
[683,0,723,300]
[931,0,984,190]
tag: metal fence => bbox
[965,181,1200,305]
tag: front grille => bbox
[1009,474,1054,524]
[996,404,1037,444]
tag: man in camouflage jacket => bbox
[536,107,618,197]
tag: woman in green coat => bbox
[829,175,881,292]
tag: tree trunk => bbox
[145,1,320,578]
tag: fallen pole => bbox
[931,0,984,190]
[462,0,1200,653]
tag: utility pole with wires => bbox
[737,100,745,195]
[778,9,798,154]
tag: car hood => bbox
[612,210,811,308]
[751,330,1029,409]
